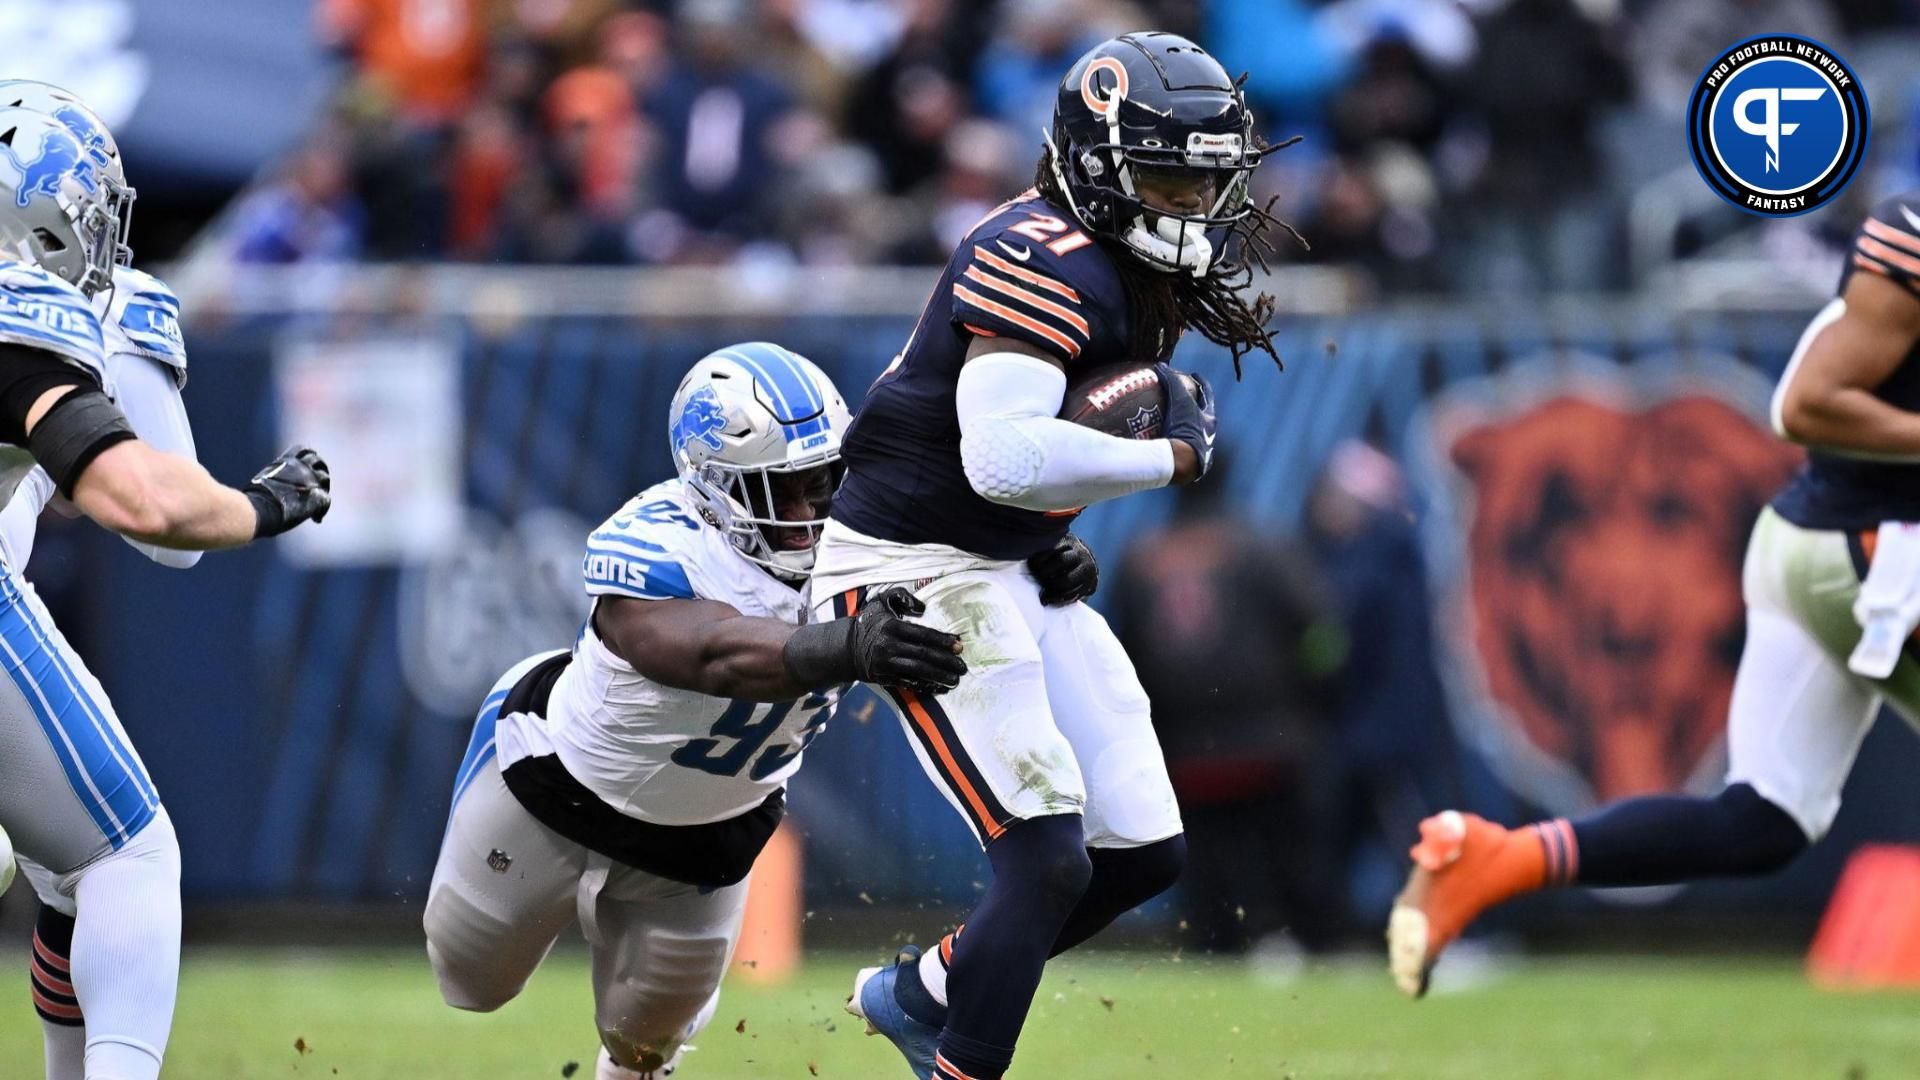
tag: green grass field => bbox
[2,947,1913,1079]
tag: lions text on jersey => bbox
[485,479,837,827]
[833,191,1131,560]
[0,260,110,548]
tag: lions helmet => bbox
[0,81,133,270]
[0,106,122,297]
[667,343,852,581]
[1047,32,1262,277]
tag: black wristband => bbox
[781,618,858,690]
[28,389,136,497]
[246,488,285,539]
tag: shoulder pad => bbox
[105,267,186,384]
[951,195,1123,365]
[582,483,706,601]
[0,261,105,381]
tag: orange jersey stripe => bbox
[1863,218,1920,259]
[972,245,1083,302]
[1859,234,1920,278]
[952,283,1081,359]
[896,689,1007,841]
[962,265,1091,336]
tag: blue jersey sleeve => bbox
[0,261,105,382]
[582,492,704,602]
[106,267,186,386]
[949,200,1127,366]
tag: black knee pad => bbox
[1716,783,1810,875]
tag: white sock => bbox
[70,813,181,1080]
[40,1017,85,1080]
[918,942,950,1008]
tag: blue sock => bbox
[936,814,1091,1080]
[1570,783,1809,887]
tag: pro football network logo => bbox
[1687,34,1868,217]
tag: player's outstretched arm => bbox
[596,586,967,702]
[1774,250,1920,457]
[955,336,1209,514]
[22,383,331,550]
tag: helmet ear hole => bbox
[32,228,65,253]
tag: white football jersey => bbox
[0,260,110,558]
[497,478,839,827]
[0,265,193,570]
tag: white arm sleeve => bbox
[109,355,202,569]
[956,351,1175,512]
[0,469,54,569]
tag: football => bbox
[1060,362,1186,439]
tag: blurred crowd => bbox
[223,0,1920,293]
[1114,441,1460,957]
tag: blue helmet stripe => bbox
[761,343,824,413]
[717,348,798,423]
[721,343,823,424]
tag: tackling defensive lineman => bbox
[1388,192,1920,996]
[425,344,1079,1079]
[813,33,1291,1080]
[0,96,330,1080]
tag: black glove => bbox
[783,586,967,695]
[245,445,332,539]
[1028,534,1098,606]
[1156,363,1216,480]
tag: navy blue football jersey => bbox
[833,191,1135,559]
[1772,193,1920,530]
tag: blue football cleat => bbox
[846,945,943,1079]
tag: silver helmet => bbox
[0,93,129,297]
[667,343,853,581]
[0,82,133,270]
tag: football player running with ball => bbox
[815,33,1293,1080]
[1389,193,1920,997]
[424,345,1089,1079]
[0,97,331,1080]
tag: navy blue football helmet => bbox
[1047,32,1262,277]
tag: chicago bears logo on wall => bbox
[1413,357,1802,813]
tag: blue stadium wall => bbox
[35,305,1920,922]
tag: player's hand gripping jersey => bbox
[833,192,1132,560]
[494,479,837,831]
[1772,194,1920,530]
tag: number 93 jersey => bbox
[496,478,838,827]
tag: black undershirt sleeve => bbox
[0,342,96,446]
[0,343,137,495]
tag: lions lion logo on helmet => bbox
[0,126,96,208]
[671,386,730,459]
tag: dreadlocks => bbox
[1032,138,1307,378]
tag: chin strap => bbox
[1123,215,1213,277]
